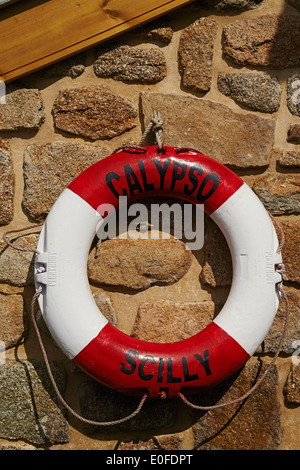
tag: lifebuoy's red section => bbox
[73,322,250,398]
[68,146,243,215]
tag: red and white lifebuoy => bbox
[35,146,282,398]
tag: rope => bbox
[2,223,43,254]
[268,211,286,257]
[139,110,164,150]
[112,145,146,155]
[29,286,148,427]
[178,284,289,410]
[178,214,289,411]
[2,225,148,426]
[111,111,165,155]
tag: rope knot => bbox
[150,114,164,132]
[139,110,164,150]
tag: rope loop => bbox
[111,145,146,155]
[178,213,289,411]
[2,225,149,427]
[178,284,289,411]
[2,223,43,255]
[30,286,149,426]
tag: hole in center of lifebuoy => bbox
[88,198,232,343]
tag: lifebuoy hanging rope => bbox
[28,143,288,402]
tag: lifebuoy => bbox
[34,146,282,398]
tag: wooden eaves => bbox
[0,0,193,83]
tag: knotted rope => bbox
[139,110,164,150]
[111,110,164,156]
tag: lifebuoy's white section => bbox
[35,189,107,359]
[211,184,281,356]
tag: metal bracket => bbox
[273,252,284,284]
[34,252,57,286]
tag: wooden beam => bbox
[0,0,193,83]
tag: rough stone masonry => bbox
[0,0,299,451]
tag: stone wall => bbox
[0,0,299,450]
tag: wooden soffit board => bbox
[0,0,193,83]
